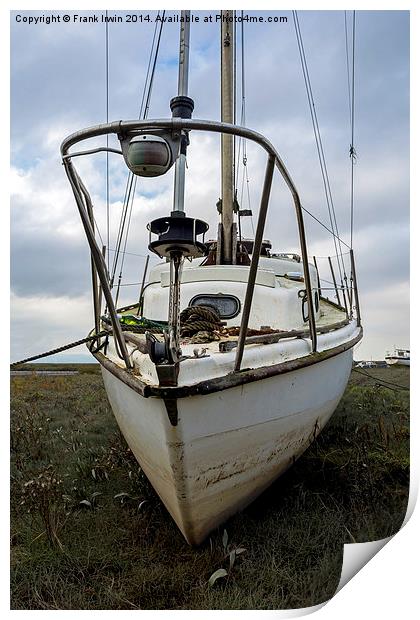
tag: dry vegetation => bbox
[10,365,409,610]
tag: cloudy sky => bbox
[10,8,409,362]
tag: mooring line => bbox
[352,367,409,392]
[10,332,109,367]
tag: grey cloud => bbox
[11,10,410,360]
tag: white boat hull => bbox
[385,357,410,366]
[101,348,353,544]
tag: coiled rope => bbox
[180,306,225,342]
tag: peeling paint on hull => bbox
[101,349,353,544]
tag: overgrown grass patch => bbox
[10,367,409,609]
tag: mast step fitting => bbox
[148,211,209,259]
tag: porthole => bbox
[189,294,241,319]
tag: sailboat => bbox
[61,10,363,544]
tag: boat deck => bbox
[120,294,347,330]
[116,295,348,361]
[317,296,348,327]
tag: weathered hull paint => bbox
[101,348,353,544]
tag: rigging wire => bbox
[300,206,351,250]
[109,17,160,285]
[109,12,163,282]
[235,19,351,260]
[115,186,136,306]
[104,11,354,300]
[316,251,351,260]
[112,12,165,304]
[234,15,244,193]
[108,248,150,259]
[292,11,349,294]
[110,174,135,285]
[109,15,162,287]
[142,13,165,120]
[138,19,160,121]
[234,12,255,238]
[344,11,352,129]
[349,10,356,251]
[293,12,343,265]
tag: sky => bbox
[10,8,410,362]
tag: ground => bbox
[10,365,409,610]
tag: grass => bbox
[10,365,409,610]
[12,363,99,374]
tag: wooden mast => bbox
[220,10,235,264]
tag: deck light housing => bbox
[122,133,176,177]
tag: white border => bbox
[5,1,417,618]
